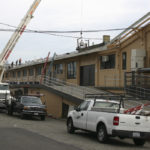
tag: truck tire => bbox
[67,118,75,134]
[41,116,45,121]
[20,113,25,119]
[8,105,13,116]
[133,138,146,146]
[97,124,108,143]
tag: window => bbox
[122,52,127,70]
[23,69,27,76]
[36,67,42,75]
[5,73,8,78]
[78,101,90,111]
[67,62,76,79]
[94,102,119,109]
[12,72,16,78]
[29,68,34,76]
[17,71,21,78]
[100,54,115,69]
[55,64,63,74]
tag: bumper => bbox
[22,110,46,116]
[112,130,150,139]
[0,102,6,109]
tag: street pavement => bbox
[0,112,150,150]
[0,127,81,150]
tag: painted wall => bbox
[28,88,76,118]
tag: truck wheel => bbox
[67,118,75,134]
[8,106,13,116]
[41,116,45,121]
[20,113,25,119]
[97,124,108,143]
[133,138,146,146]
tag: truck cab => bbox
[0,82,10,109]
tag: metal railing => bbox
[125,72,150,100]
[125,86,150,99]
[41,75,107,99]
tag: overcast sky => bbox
[0,0,150,63]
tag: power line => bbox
[0,22,136,33]
[0,28,101,40]
[0,22,138,40]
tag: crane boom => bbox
[0,0,41,81]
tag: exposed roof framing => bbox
[109,12,150,47]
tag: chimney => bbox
[103,35,110,44]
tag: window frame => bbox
[12,71,16,78]
[78,101,90,111]
[100,54,116,69]
[23,69,27,77]
[122,52,127,70]
[36,66,42,75]
[55,64,63,74]
[29,68,34,76]
[17,71,21,78]
[67,61,76,79]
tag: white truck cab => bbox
[0,82,11,109]
[67,95,150,146]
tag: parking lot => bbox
[0,112,150,150]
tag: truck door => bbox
[73,101,90,129]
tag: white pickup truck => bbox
[67,97,150,146]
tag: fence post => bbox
[132,71,135,86]
[124,72,127,94]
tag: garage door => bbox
[80,64,95,86]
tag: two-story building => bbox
[3,12,150,118]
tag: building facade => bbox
[3,13,150,118]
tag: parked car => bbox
[7,96,47,120]
[67,95,150,146]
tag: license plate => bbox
[133,132,140,137]
[34,113,39,116]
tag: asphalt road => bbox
[0,112,150,150]
[0,127,80,150]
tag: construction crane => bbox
[0,0,41,81]
[0,0,41,109]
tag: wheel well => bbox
[96,122,106,132]
[67,117,72,125]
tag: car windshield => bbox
[94,101,119,109]
[0,84,9,90]
[21,96,42,104]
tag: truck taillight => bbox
[113,116,119,126]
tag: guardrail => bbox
[125,72,150,100]
[41,75,107,99]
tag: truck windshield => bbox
[21,97,42,104]
[94,102,119,108]
[0,84,9,90]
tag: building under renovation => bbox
[3,12,150,118]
